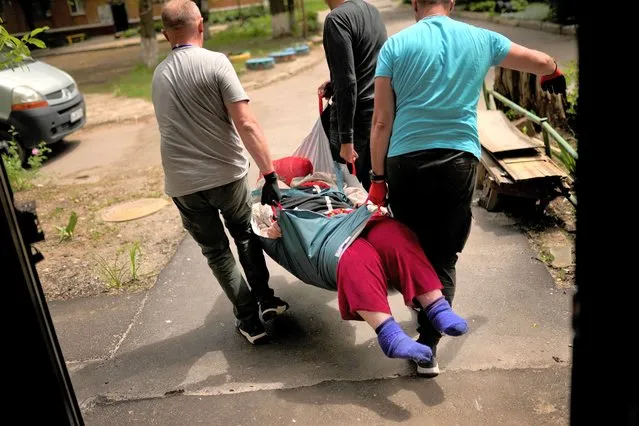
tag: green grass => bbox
[205,15,272,50]
[107,64,157,100]
[304,0,328,14]
[86,1,327,101]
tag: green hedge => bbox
[208,5,267,25]
[467,0,528,12]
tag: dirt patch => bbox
[15,165,185,301]
[512,197,576,289]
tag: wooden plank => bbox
[480,148,513,185]
[478,110,538,155]
[496,153,567,181]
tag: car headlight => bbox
[11,86,48,111]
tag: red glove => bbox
[540,66,567,95]
[366,181,388,207]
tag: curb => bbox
[82,113,156,131]
[33,36,169,59]
[451,11,577,36]
[242,37,324,92]
[243,55,325,92]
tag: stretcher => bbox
[250,106,376,291]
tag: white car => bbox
[0,56,85,163]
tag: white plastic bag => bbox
[291,117,364,191]
[291,117,335,175]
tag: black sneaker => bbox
[236,318,268,344]
[415,356,440,378]
[259,296,290,322]
[415,338,440,378]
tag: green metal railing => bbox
[482,82,577,207]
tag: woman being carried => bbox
[265,210,468,366]
[256,156,468,368]
[336,214,467,365]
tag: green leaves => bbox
[0,19,48,70]
[56,211,78,242]
[29,38,46,49]
[30,27,47,37]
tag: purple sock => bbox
[376,317,432,363]
[425,297,468,336]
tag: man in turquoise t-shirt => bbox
[366,0,566,378]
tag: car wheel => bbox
[0,129,30,168]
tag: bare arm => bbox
[370,77,395,177]
[499,42,557,76]
[227,100,275,174]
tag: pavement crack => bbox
[66,358,106,365]
[108,291,149,359]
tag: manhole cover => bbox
[101,198,169,222]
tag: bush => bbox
[121,28,139,38]
[1,130,51,192]
[208,5,267,25]
[511,0,528,11]
[469,0,528,13]
[306,11,319,34]
[468,1,495,12]
[563,60,578,116]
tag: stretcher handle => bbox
[270,201,284,221]
[318,93,357,178]
[349,161,356,177]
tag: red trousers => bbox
[336,216,443,321]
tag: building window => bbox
[32,0,52,20]
[68,0,86,16]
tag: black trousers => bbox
[386,148,478,352]
[172,176,274,322]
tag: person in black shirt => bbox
[319,0,387,191]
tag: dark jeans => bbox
[386,148,478,351]
[172,176,273,322]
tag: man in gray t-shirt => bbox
[152,0,289,345]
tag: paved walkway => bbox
[47,2,578,424]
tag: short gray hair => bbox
[161,0,201,30]
[416,0,452,6]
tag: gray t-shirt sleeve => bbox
[216,56,250,104]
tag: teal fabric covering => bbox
[258,205,372,291]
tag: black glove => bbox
[540,68,567,95]
[261,172,281,206]
[323,82,333,99]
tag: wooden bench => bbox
[66,33,86,44]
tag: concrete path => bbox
[47,2,578,424]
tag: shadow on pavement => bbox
[275,375,445,423]
[70,267,482,421]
